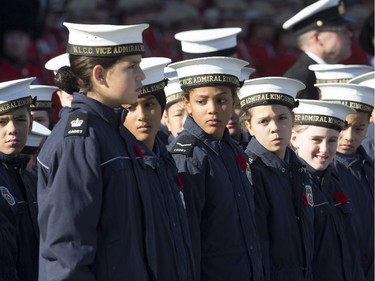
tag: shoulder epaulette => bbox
[64,111,88,137]
[170,134,197,156]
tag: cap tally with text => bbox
[22,121,51,155]
[282,0,353,34]
[30,85,59,110]
[174,28,241,59]
[349,71,375,88]
[139,57,171,111]
[0,77,35,114]
[238,77,305,111]
[293,99,355,131]
[64,22,149,57]
[317,83,374,113]
[45,53,70,75]
[309,64,374,84]
[168,56,248,90]
[165,76,183,106]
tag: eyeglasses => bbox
[317,26,351,34]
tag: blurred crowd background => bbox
[0,0,373,87]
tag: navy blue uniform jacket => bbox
[332,147,374,281]
[169,116,263,281]
[300,160,365,281]
[245,139,314,281]
[0,153,39,281]
[0,157,19,281]
[129,138,196,281]
[283,52,319,100]
[38,94,192,281]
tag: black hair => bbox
[54,66,79,95]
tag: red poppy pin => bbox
[236,154,248,170]
[176,175,184,192]
[134,144,144,159]
[302,193,308,207]
[334,192,349,204]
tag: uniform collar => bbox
[71,93,125,129]
[134,136,171,170]
[335,145,373,167]
[183,115,232,154]
[0,152,30,170]
[247,137,290,169]
[305,51,327,64]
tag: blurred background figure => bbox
[358,11,374,66]
[282,0,355,100]
[0,0,45,83]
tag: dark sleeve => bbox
[37,136,102,281]
[358,12,374,56]
[251,164,271,281]
[0,196,18,281]
[172,153,207,276]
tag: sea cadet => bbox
[291,100,364,281]
[168,56,263,281]
[239,77,314,281]
[319,83,374,281]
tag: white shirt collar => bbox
[305,51,327,64]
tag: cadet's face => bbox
[165,101,187,138]
[101,55,145,107]
[291,126,339,171]
[317,26,352,63]
[123,95,161,150]
[337,112,370,155]
[31,110,50,129]
[226,95,243,140]
[184,86,233,140]
[246,104,293,159]
[0,107,32,156]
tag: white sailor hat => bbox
[282,0,353,34]
[349,71,375,88]
[309,64,374,84]
[63,22,149,57]
[164,67,177,79]
[25,121,51,149]
[293,99,355,131]
[238,77,305,111]
[174,28,241,59]
[45,53,70,75]
[30,85,59,110]
[164,76,183,107]
[240,67,256,82]
[139,57,171,111]
[168,56,248,91]
[317,83,374,113]
[0,77,35,114]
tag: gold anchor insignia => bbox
[338,1,345,15]
[316,20,323,27]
